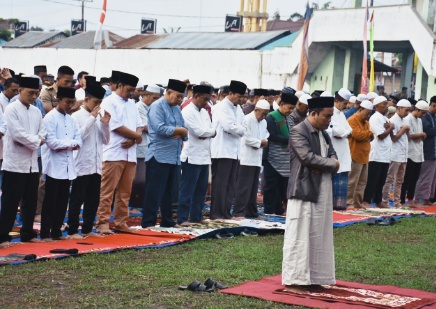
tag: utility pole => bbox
[75,0,93,31]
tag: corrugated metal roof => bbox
[3,31,68,48]
[267,20,304,33]
[48,31,125,49]
[111,34,168,49]
[259,32,299,50]
[147,30,290,50]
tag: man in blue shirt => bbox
[141,79,188,228]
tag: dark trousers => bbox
[363,161,389,204]
[210,158,238,220]
[400,159,422,204]
[40,176,71,239]
[130,159,146,209]
[233,165,261,218]
[141,157,178,228]
[68,173,101,235]
[177,161,208,224]
[0,171,39,243]
[263,160,288,215]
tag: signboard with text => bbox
[225,15,242,32]
[14,21,28,38]
[141,19,157,34]
[71,20,86,36]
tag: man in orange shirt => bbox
[347,100,374,209]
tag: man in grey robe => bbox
[282,96,339,291]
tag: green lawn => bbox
[0,216,435,308]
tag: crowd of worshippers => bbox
[0,63,435,249]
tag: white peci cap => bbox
[338,88,352,100]
[145,84,161,93]
[367,92,378,100]
[360,100,373,110]
[320,91,333,97]
[373,96,388,105]
[397,99,412,107]
[349,95,357,103]
[255,99,270,110]
[298,94,312,105]
[356,94,368,102]
[415,100,429,111]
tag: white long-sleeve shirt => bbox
[181,102,215,165]
[211,98,245,159]
[239,111,269,167]
[101,93,143,163]
[326,106,352,172]
[389,113,409,163]
[369,111,392,163]
[2,100,45,173]
[72,106,110,176]
[42,109,82,180]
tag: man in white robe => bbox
[67,83,110,239]
[41,87,82,240]
[233,99,270,219]
[0,77,46,248]
[282,96,339,291]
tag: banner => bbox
[141,19,157,34]
[297,2,311,91]
[225,15,242,32]
[14,21,28,38]
[71,20,86,36]
[369,11,375,92]
[360,0,369,94]
[93,0,107,49]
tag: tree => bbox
[0,28,12,41]
[63,29,71,37]
[272,10,280,20]
[288,12,303,21]
[30,26,43,31]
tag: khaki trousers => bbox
[347,161,368,208]
[382,161,407,207]
[96,161,136,230]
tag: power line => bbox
[42,0,224,19]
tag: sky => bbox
[1,0,404,37]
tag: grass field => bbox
[0,216,435,308]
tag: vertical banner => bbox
[14,21,28,38]
[93,0,107,49]
[297,2,311,91]
[360,0,369,94]
[141,19,157,34]
[225,15,242,32]
[71,20,86,36]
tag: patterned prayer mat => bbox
[221,274,436,309]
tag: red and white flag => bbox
[93,0,107,49]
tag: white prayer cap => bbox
[136,80,144,89]
[367,92,378,100]
[397,99,412,107]
[255,99,270,110]
[299,94,312,105]
[360,100,373,110]
[295,90,305,99]
[349,95,357,103]
[415,100,429,111]
[320,91,333,97]
[145,84,161,94]
[387,106,397,114]
[356,94,367,102]
[373,96,388,105]
[338,88,352,100]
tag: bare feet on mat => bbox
[41,238,54,242]
[67,233,83,240]
[284,285,309,293]
[0,241,11,248]
[231,217,245,221]
[376,202,389,209]
[82,232,104,238]
[34,215,41,223]
[179,222,191,227]
[199,220,210,225]
[98,229,114,235]
[52,236,67,240]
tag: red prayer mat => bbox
[0,231,194,264]
[221,274,436,309]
